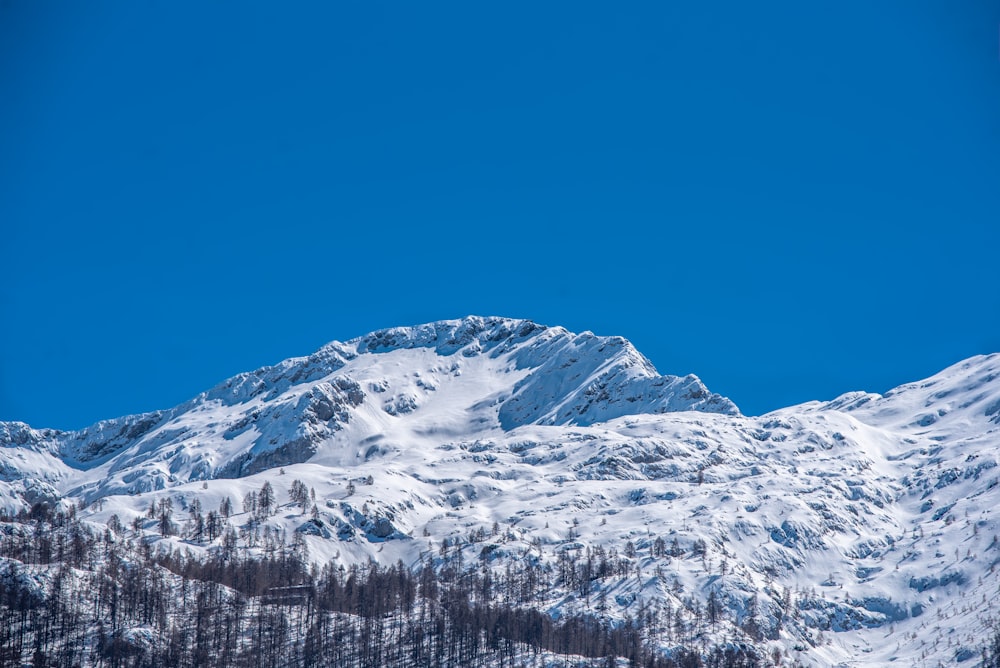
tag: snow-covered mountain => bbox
[0,317,735,505]
[3,316,999,666]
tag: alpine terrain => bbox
[2,316,999,667]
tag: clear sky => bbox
[2,1,999,430]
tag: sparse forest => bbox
[0,501,784,668]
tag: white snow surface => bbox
[3,317,1000,666]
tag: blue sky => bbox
[2,1,999,429]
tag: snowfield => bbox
[2,316,999,666]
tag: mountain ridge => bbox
[0,316,736,501]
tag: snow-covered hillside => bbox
[2,317,999,666]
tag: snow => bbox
[2,316,999,665]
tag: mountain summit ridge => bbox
[0,316,736,496]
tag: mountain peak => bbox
[339,315,740,426]
[0,317,737,496]
[201,315,738,424]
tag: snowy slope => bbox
[2,318,999,666]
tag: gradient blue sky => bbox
[2,1,999,430]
